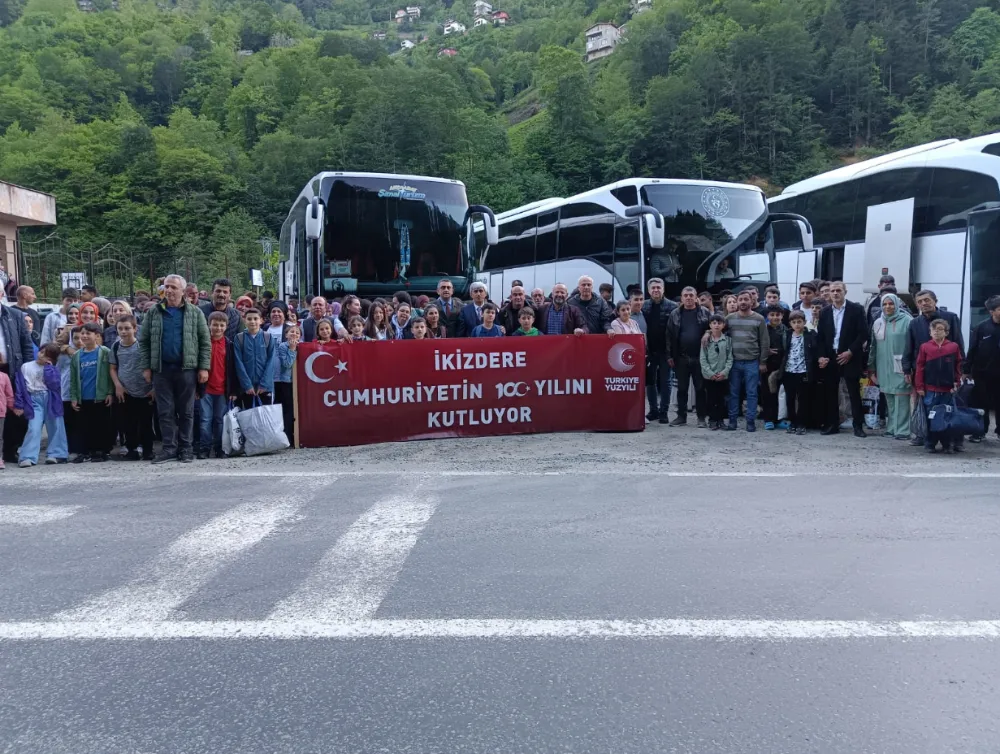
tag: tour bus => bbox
[471,178,813,303]
[278,172,498,301]
[768,133,1000,338]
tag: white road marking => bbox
[0,506,82,525]
[2,619,1000,641]
[269,494,437,622]
[54,484,324,622]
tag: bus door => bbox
[965,208,1000,330]
[862,198,914,296]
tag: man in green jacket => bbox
[139,274,211,464]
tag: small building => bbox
[473,16,489,27]
[400,39,416,49]
[394,9,408,22]
[438,47,459,57]
[491,10,509,24]
[584,22,620,62]
[405,5,421,18]
[372,30,387,40]
[631,0,650,13]
[473,0,493,16]
[442,19,466,34]
[0,181,57,296]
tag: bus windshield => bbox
[322,176,470,297]
[640,184,768,289]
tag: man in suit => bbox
[433,278,462,337]
[456,282,489,338]
[817,281,868,437]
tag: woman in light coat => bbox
[867,293,913,439]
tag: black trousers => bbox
[782,372,810,428]
[759,367,780,423]
[153,369,197,456]
[823,362,863,430]
[63,400,84,454]
[674,354,706,420]
[78,400,113,456]
[119,393,155,455]
[0,364,27,462]
[274,382,295,447]
[704,379,729,422]
[972,373,1000,435]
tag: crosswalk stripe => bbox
[0,505,82,526]
[3,619,1000,641]
[54,482,325,623]
[269,494,437,622]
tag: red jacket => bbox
[915,339,962,393]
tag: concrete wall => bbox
[0,181,58,288]
[0,221,16,285]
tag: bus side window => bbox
[558,203,614,266]
[613,222,640,293]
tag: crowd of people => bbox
[1,270,998,468]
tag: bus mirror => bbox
[305,197,324,241]
[625,205,665,249]
[466,204,499,246]
[768,212,814,251]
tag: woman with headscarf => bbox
[867,292,913,440]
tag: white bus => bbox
[472,178,812,303]
[278,172,498,301]
[768,133,1000,337]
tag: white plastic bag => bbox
[237,399,289,456]
[777,384,788,421]
[222,401,244,456]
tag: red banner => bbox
[295,335,646,447]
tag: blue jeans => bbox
[199,393,228,455]
[728,359,760,426]
[19,392,68,464]
[645,353,673,417]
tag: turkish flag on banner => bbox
[295,334,646,447]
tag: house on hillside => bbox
[372,30,387,40]
[438,47,459,57]
[491,10,509,24]
[631,0,651,13]
[473,16,489,27]
[442,19,466,34]
[405,5,421,18]
[473,0,493,16]
[584,22,620,62]
[394,9,408,22]
[400,39,416,49]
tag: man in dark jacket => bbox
[665,286,711,426]
[457,282,489,337]
[641,277,677,423]
[568,276,615,335]
[902,290,965,375]
[536,283,587,335]
[499,285,533,335]
[816,281,868,437]
[433,278,462,337]
[1,300,35,462]
[199,278,246,340]
[964,294,1000,440]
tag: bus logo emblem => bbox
[701,188,730,217]
[379,184,427,201]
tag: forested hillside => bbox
[1,0,999,284]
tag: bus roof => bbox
[775,133,1000,198]
[305,171,466,187]
[497,177,764,224]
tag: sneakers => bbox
[151,452,176,464]
[196,451,208,461]
[723,423,738,431]
[71,455,87,464]
[658,415,670,425]
[786,425,797,434]
[44,457,59,465]
[125,450,142,461]
[796,427,806,435]
[764,422,775,430]
[746,422,757,433]
[669,417,687,427]
[18,460,33,468]
[970,435,984,443]
[777,420,791,430]
[90,453,110,463]
[645,410,658,421]
[696,419,708,429]
[178,450,195,464]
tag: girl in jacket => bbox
[15,343,69,467]
[867,293,913,440]
[363,301,394,341]
[422,304,447,339]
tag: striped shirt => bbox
[724,311,769,362]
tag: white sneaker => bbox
[18,460,33,468]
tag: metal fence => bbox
[16,233,138,302]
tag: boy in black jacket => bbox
[782,310,819,434]
[964,294,1000,440]
[760,305,788,429]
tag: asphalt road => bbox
[2,433,1000,753]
